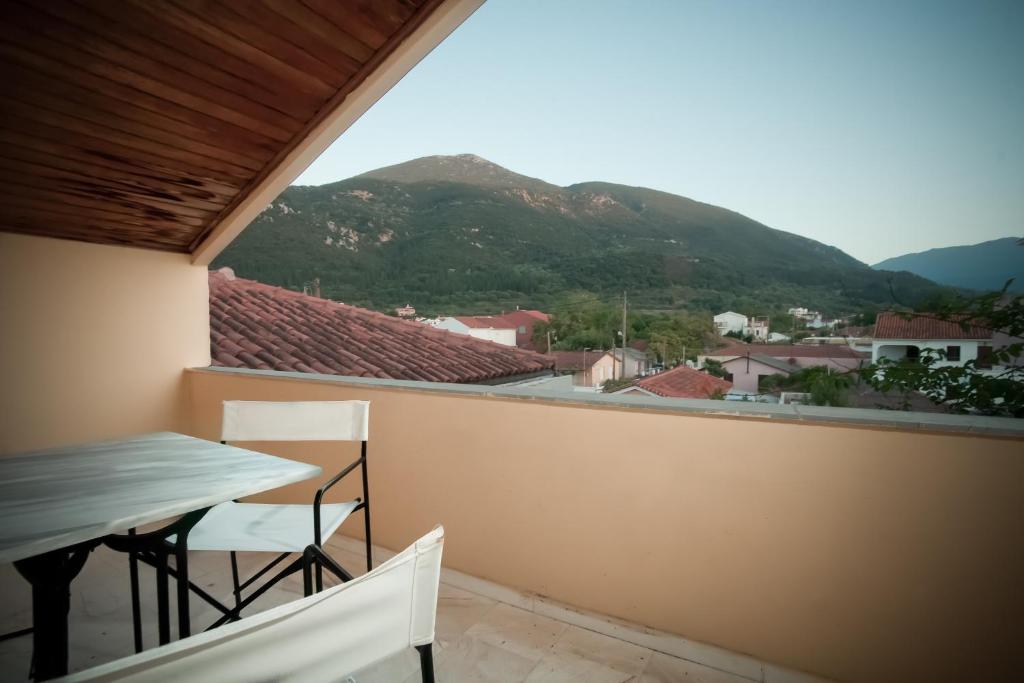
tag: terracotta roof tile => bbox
[209,269,554,383]
[634,366,732,399]
[874,311,991,340]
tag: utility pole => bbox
[621,290,628,381]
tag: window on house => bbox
[906,346,920,362]
[945,345,961,362]
[977,345,993,369]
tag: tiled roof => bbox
[209,269,554,383]
[455,315,514,330]
[723,354,799,373]
[634,366,732,399]
[874,311,991,340]
[548,350,609,371]
[712,344,866,359]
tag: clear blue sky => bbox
[295,0,1024,265]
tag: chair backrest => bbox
[221,401,369,442]
[64,526,444,682]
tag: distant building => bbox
[713,311,748,335]
[430,316,517,346]
[395,303,416,317]
[871,311,991,368]
[719,354,798,393]
[745,316,769,341]
[549,350,617,388]
[700,343,868,374]
[425,309,550,349]
[768,332,791,343]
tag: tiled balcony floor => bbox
[0,536,823,683]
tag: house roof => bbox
[722,354,798,374]
[714,311,746,319]
[455,316,516,330]
[0,0,476,257]
[548,351,610,372]
[873,311,991,341]
[209,269,553,383]
[710,344,866,359]
[633,366,733,399]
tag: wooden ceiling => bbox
[0,0,445,253]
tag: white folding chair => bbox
[129,401,374,642]
[66,527,444,683]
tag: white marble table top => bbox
[0,432,322,564]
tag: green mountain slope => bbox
[872,237,1024,293]
[215,154,947,315]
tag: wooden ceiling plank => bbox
[0,62,279,164]
[0,29,296,145]
[0,157,224,217]
[259,0,376,64]
[0,206,203,247]
[1,221,190,253]
[0,131,243,200]
[1,83,271,171]
[123,0,340,99]
[1,101,259,181]
[193,0,368,79]
[166,0,357,91]
[300,0,396,50]
[1,3,306,136]
[1,195,205,233]
[0,175,215,229]
[72,0,348,96]
[0,42,289,148]
[51,0,327,121]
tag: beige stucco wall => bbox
[187,369,1023,683]
[0,233,210,453]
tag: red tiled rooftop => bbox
[711,343,866,359]
[209,269,554,383]
[634,366,732,399]
[548,350,608,371]
[874,311,991,340]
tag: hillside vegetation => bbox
[215,154,947,316]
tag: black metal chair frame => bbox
[123,439,372,646]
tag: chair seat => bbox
[181,500,360,553]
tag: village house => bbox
[549,350,617,388]
[614,365,732,399]
[425,309,549,349]
[872,311,993,368]
[712,311,747,335]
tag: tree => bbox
[862,285,1024,417]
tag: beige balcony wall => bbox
[0,233,210,453]
[186,369,1023,683]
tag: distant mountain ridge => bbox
[215,154,947,314]
[872,238,1023,293]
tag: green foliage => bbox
[760,366,854,407]
[214,157,954,315]
[601,377,636,393]
[702,358,727,379]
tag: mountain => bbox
[214,154,948,315]
[872,238,1024,293]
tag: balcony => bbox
[6,362,1020,682]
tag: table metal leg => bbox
[14,541,98,681]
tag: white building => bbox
[744,316,769,341]
[428,316,517,346]
[713,311,748,335]
[871,312,991,368]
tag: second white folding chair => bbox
[131,400,374,642]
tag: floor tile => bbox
[435,584,499,649]
[638,652,756,683]
[464,603,568,663]
[433,635,538,683]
